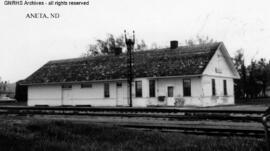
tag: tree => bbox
[0,78,8,92]
[243,59,270,98]
[233,48,270,99]
[135,40,147,51]
[233,49,247,99]
[84,44,99,56]
[246,60,260,98]
[257,58,268,97]
[241,63,247,99]
[150,43,158,49]
[233,49,245,71]
[185,35,215,46]
[83,33,148,56]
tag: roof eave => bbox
[219,42,241,78]
[21,74,203,86]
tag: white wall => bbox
[154,77,203,106]
[203,48,235,78]
[155,77,203,97]
[28,85,62,106]
[28,76,234,107]
[28,82,125,106]
[200,76,234,106]
[65,82,117,106]
[156,78,182,97]
[201,76,234,97]
[132,78,149,107]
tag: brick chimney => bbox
[170,40,178,49]
[114,47,122,55]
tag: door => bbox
[116,82,127,106]
[62,85,73,105]
[167,86,175,106]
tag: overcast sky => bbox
[1,0,270,82]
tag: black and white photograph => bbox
[1,0,270,150]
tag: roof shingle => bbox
[22,42,221,85]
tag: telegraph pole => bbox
[124,30,135,107]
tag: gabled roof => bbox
[22,42,222,85]
[218,43,240,79]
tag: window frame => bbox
[116,82,122,87]
[149,80,156,97]
[62,85,72,89]
[135,81,142,98]
[223,80,228,96]
[104,83,110,98]
[81,83,92,88]
[183,79,191,97]
[167,86,174,97]
[212,79,216,96]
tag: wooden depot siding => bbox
[28,76,235,107]
[200,77,234,106]
[200,47,236,106]
[28,82,121,106]
[28,85,62,106]
[203,47,237,78]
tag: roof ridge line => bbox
[48,42,222,64]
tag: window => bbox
[135,81,142,97]
[149,80,155,97]
[212,79,216,96]
[104,83,110,98]
[183,79,191,96]
[81,83,92,88]
[62,85,72,89]
[168,86,174,97]
[223,80,227,96]
[116,82,122,87]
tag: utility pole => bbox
[124,30,135,107]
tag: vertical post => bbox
[262,115,270,151]
[125,30,135,107]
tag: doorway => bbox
[167,86,174,106]
[62,85,73,105]
[116,82,127,106]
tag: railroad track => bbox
[121,124,265,138]
[0,106,269,147]
[0,106,266,114]
[0,106,265,122]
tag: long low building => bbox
[21,41,240,107]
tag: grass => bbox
[236,98,270,105]
[0,117,266,151]
[0,101,26,106]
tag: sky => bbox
[1,0,270,82]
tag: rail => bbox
[0,106,269,150]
